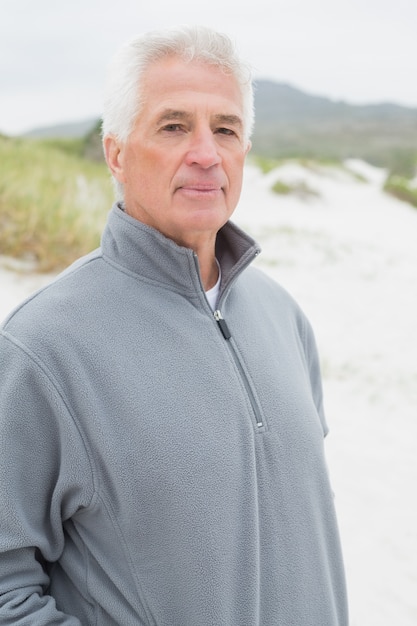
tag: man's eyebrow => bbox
[156,109,192,125]
[155,110,244,129]
[212,114,243,129]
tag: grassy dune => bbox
[0,136,113,272]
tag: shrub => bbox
[384,175,417,209]
[0,136,113,272]
[271,178,320,199]
[271,180,292,194]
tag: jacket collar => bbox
[101,204,261,299]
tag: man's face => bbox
[106,56,250,248]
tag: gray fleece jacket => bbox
[0,204,348,625]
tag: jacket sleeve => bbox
[300,313,329,437]
[0,332,94,624]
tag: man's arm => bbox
[0,333,93,624]
[300,314,329,436]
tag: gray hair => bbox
[102,26,254,199]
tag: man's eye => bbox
[162,124,183,132]
[217,127,236,136]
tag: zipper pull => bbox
[214,310,232,340]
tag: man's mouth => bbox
[176,183,223,195]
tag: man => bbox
[0,26,348,625]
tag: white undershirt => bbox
[205,260,221,311]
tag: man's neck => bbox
[197,249,219,291]
[176,232,219,291]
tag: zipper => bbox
[213,310,231,340]
[190,250,264,432]
[213,309,265,431]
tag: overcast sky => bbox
[1,0,416,135]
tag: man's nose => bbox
[184,129,222,168]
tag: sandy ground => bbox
[1,160,416,625]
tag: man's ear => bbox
[245,140,252,156]
[103,135,126,183]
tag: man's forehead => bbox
[139,57,245,127]
[142,56,241,98]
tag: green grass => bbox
[0,136,113,271]
[271,180,292,194]
[384,175,417,209]
[248,155,283,174]
[271,178,320,198]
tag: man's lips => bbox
[178,184,222,191]
[176,183,224,195]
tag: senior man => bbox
[0,26,348,625]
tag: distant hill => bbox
[252,81,417,173]
[22,80,417,174]
[24,118,98,139]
